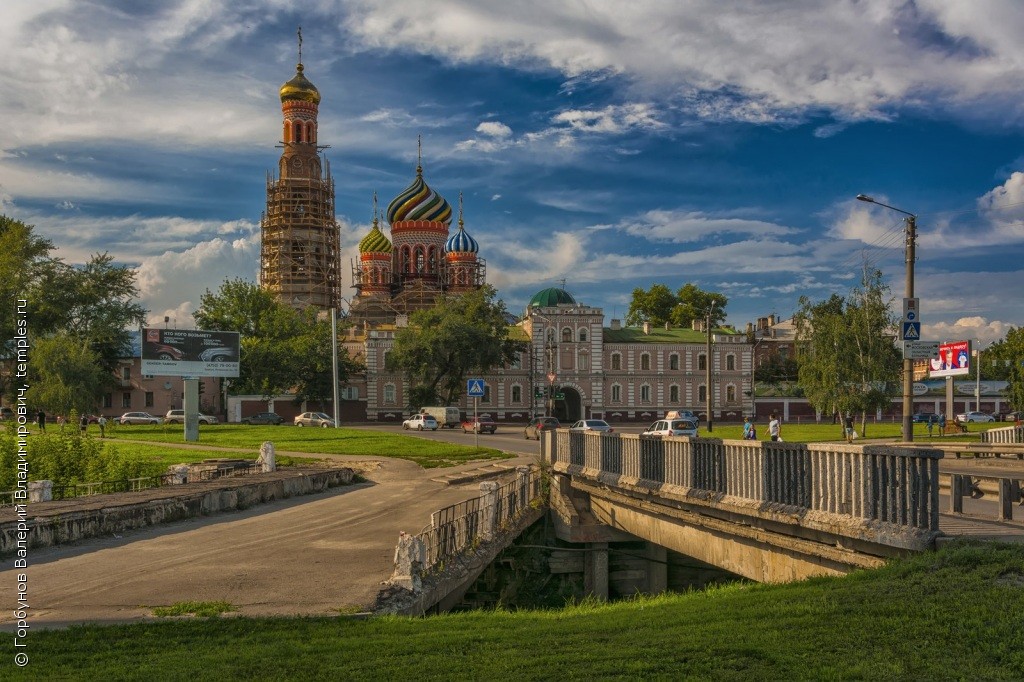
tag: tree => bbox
[626,284,677,326]
[0,216,56,345]
[390,285,522,408]
[25,334,111,416]
[1003,327,1024,411]
[670,283,728,328]
[289,307,362,410]
[795,269,902,436]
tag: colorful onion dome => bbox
[358,194,392,253]
[386,169,452,225]
[529,287,577,307]
[279,63,321,105]
[445,193,478,253]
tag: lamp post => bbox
[528,308,558,418]
[856,194,917,442]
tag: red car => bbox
[461,416,497,434]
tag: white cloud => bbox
[476,121,512,138]
[617,209,796,243]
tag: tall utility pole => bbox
[706,303,716,432]
[857,194,916,443]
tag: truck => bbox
[418,406,462,429]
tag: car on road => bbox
[524,417,560,440]
[1005,411,1023,422]
[403,414,439,431]
[241,412,284,425]
[642,418,698,438]
[461,416,498,434]
[569,419,614,433]
[119,412,162,425]
[164,409,219,425]
[294,412,336,428]
[956,411,995,423]
[912,413,940,424]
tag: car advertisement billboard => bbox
[928,340,971,378]
[141,328,240,378]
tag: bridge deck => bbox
[938,513,1024,543]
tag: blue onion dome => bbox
[358,194,392,253]
[529,287,577,307]
[445,193,479,253]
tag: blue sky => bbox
[4,1,1024,344]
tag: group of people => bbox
[36,410,107,437]
[742,414,783,442]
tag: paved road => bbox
[0,448,537,627]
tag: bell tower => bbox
[260,29,340,310]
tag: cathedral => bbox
[255,44,754,425]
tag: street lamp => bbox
[856,193,917,442]
[706,302,717,432]
[528,308,558,419]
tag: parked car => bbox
[1005,411,1023,422]
[524,417,560,440]
[956,411,995,423]
[569,419,614,433]
[643,419,698,437]
[199,346,236,363]
[150,343,184,361]
[665,409,701,426]
[164,409,219,425]
[294,412,336,428]
[119,412,162,425]
[912,413,940,424]
[242,412,284,425]
[403,414,439,431]
[461,416,498,434]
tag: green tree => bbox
[795,268,901,436]
[390,285,521,408]
[289,307,363,410]
[625,284,677,326]
[0,216,56,343]
[25,334,111,415]
[670,283,728,328]
[1003,327,1024,411]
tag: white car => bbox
[403,414,439,431]
[569,419,614,433]
[164,409,219,425]
[643,419,698,437]
[956,411,995,423]
[119,412,162,425]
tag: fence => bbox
[982,424,1024,445]
[406,466,543,578]
[547,431,942,533]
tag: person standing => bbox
[742,416,753,440]
[36,409,46,432]
[98,415,107,438]
[844,415,854,443]
[80,414,88,434]
[768,413,781,442]
[939,413,946,437]
[926,416,934,439]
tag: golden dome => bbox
[279,63,321,105]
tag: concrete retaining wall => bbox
[0,468,353,556]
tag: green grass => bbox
[152,601,236,618]
[15,542,1024,679]
[107,424,512,468]
[704,420,1003,443]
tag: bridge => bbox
[541,431,1024,595]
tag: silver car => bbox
[294,412,336,428]
[569,419,614,433]
[119,412,162,425]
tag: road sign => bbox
[466,379,485,398]
[903,297,919,322]
[902,321,921,340]
[903,341,940,359]
[555,392,565,400]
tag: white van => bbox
[418,406,461,429]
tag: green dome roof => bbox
[358,221,392,254]
[529,287,576,307]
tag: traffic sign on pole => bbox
[466,379,485,398]
[902,321,921,340]
[903,297,919,322]
[903,340,940,359]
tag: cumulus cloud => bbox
[476,121,512,138]
[616,209,796,243]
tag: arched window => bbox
[579,328,587,342]
[727,385,736,402]
[640,385,651,402]
[611,384,622,402]
[698,354,707,371]
[562,327,572,343]
[669,354,679,371]
[427,246,436,273]
[726,354,736,371]
[611,353,621,370]
[306,122,315,143]
[295,123,304,143]
[401,246,412,273]
[415,247,425,273]
[670,385,680,403]
[640,353,651,371]
[511,385,522,403]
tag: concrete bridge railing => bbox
[544,431,943,549]
[982,424,1024,444]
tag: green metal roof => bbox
[602,326,743,343]
[528,287,577,307]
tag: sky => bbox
[3,1,1024,345]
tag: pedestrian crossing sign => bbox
[467,379,485,397]
[902,321,921,340]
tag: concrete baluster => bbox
[517,466,531,509]
[258,441,276,472]
[480,481,499,541]
[392,531,426,592]
[28,480,52,503]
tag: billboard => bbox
[141,328,240,378]
[928,340,971,378]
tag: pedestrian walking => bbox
[926,416,934,438]
[742,416,753,440]
[768,413,781,442]
[36,409,46,432]
[98,415,107,438]
[80,414,88,434]
[939,413,946,436]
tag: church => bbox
[256,45,754,424]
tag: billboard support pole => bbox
[903,215,916,443]
[331,308,340,428]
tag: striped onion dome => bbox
[386,165,452,225]
[358,195,392,253]
[445,193,478,253]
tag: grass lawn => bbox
[703,420,1003,443]
[18,542,1024,680]
[99,442,325,470]
[105,424,512,469]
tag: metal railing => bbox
[982,424,1024,445]
[547,431,942,533]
